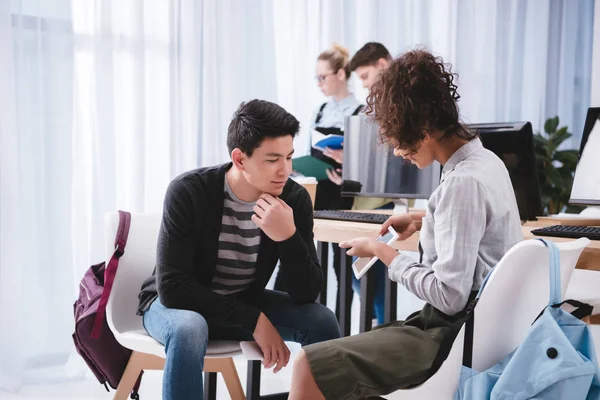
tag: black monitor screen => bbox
[570,107,600,206]
[469,122,542,220]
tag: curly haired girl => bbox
[289,49,523,400]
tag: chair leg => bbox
[204,357,246,400]
[584,314,600,324]
[113,351,165,400]
[247,360,261,400]
[220,358,246,400]
[203,372,218,400]
[113,351,143,400]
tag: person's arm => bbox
[275,189,323,303]
[386,176,488,315]
[409,210,426,229]
[156,178,261,333]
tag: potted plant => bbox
[533,116,584,215]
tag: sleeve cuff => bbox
[388,253,418,282]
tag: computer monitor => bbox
[569,107,600,206]
[468,122,542,221]
[341,115,441,201]
[342,116,542,220]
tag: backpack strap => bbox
[352,104,364,115]
[130,370,144,399]
[462,238,561,368]
[91,210,132,339]
[539,238,561,306]
[314,102,327,124]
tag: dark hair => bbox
[349,42,392,71]
[366,49,477,153]
[318,43,351,79]
[227,100,300,156]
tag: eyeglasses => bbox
[315,72,337,83]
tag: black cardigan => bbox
[137,163,323,333]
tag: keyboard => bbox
[531,225,600,240]
[313,210,390,224]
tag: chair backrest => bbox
[104,212,162,335]
[472,237,590,371]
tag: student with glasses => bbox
[312,43,364,160]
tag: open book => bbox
[291,156,332,181]
[292,129,343,180]
[311,129,343,151]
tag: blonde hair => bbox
[317,43,351,79]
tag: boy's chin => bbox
[263,188,284,197]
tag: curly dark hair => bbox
[366,49,476,153]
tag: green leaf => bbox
[547,167,563,187]
[533,134,551,160]
[554,126,569,137]
[533,133,547,146]
[554,149,579,165]
[566,204,585,213]
[544,116,559,134]
[548,127,572,154]
[534,117,581,217]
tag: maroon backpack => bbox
[72,210,142,399]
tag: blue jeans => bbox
[351,259,387,325]
[143,290,340,400]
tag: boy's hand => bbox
[253,313,290,373]
[252,194,296,242]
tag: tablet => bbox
[352,226,399,279]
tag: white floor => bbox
[0,353,297,399]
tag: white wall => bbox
[592,0,600,106]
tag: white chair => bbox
[104,212,248,400]
[383,237,590,399]
[566,269,600,316]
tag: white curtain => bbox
[1,0,77,391]
[200,0,280,165]
[70,0,203,279]
[267,0,595,151]
[0,0,595,393]
[0,0,202,391]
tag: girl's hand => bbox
[339,237,378,258]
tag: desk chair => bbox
[383,237,590,399]
[566,269,600,324]
[104,212,251,400]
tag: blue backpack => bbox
[455,239,600,399]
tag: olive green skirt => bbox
[304,303,468,400]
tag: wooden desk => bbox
[314,219,600,269]
[314,217,600,336]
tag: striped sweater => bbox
[137,163,323,333]
[211,178,261,295]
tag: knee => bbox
[293,349,309,372]
[167,312,209,354]
[307,305,340,344]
